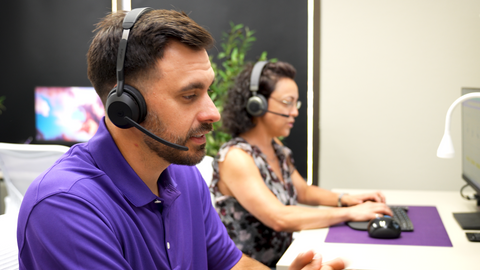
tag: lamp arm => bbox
[437,92,480,158]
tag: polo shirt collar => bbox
[157,168,181,208]
[87,118,173,207]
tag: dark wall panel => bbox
[0,0,308,178]
[0,0,111,143]
[136,0,308,178]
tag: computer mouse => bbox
[367,216,401,239]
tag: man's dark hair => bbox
[87,9,214,105]
[222,61,296,137]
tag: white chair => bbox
[0,142,69,270]
[0,211,19,270]
[195,155,215,205]
[0,142,70,214]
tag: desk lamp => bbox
[437,91,480,230]
[437,92,480,158]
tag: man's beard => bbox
[142,112,212,166]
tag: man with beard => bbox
[16,8,344,270]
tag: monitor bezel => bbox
[461,87,480,197]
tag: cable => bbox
[460,184,478,200]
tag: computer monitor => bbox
[34,86,104,146]
[453,87,480,230]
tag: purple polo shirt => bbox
[17,118,242,269]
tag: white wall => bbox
[319,0,480,191]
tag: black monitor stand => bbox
[453,195,480,230]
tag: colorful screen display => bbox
[35,86,104,143]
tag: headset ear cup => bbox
[106,85,147,128]
[123,85,147,121]
[246,94,268,117]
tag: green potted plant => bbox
[206,22,273,157]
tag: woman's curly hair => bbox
[221,61,296,137]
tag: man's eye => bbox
[184,94,197,100]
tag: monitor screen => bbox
[461,88,480,196]
[34,86,104,145]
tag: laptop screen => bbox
[34,86,104,145]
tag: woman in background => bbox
[210,61,392,267]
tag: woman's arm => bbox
[292,170,338,206]
[218,147,391,232]
[292,170,387,207]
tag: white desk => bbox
[277,189,480,270]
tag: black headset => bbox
[106,7,152,129]
[105,7,188,151]
[246,61,292,118]
[246,61,269,117]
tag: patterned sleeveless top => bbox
[210,137,298,267]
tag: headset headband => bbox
[116,7,154,97]
[249,61,269,93]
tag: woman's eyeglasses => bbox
[270,97,302,110]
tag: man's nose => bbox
[199,93,221,123]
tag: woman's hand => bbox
[346,201,393,221]
[342,191,386,206]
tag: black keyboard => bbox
[390,206,414,232]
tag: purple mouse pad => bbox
[325,206,452,247]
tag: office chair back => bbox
[0,142,70,214]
